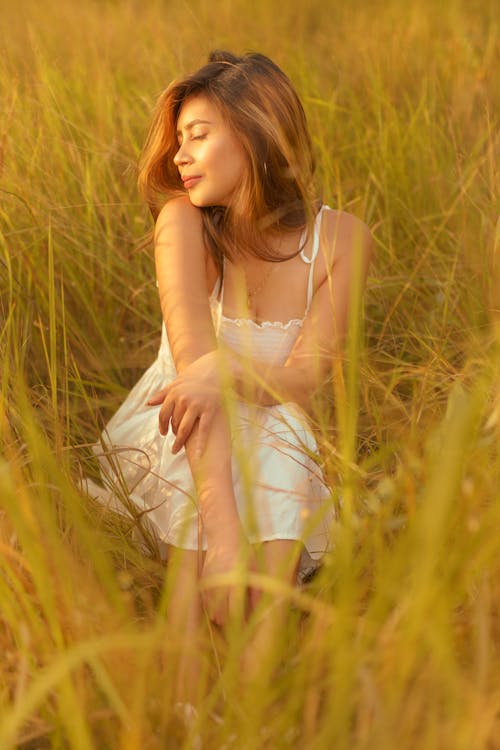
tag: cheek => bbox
[209,137,247,179]
[226,146,247,184]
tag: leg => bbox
[165,545,205,705]
[242,539,302,684]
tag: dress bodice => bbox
[210,302,304,367]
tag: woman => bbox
[88,50,372,707]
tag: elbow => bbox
[292,364,324,412]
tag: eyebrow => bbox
[175,119,213,137]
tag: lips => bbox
[182,176,202,189]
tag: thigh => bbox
[259,539,302,584]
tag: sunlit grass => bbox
[1,0,499,747]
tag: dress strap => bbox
[209,255,227,303]
[220,257,226,307]
[209,273,222,301]
[209,260,225,335]
[300,205,325,312]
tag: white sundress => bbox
[85,205,335,573]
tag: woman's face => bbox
[174,95,247,207]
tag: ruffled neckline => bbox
[209,296,305,330]
[219,312,304,330]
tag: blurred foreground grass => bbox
[0,0,499,747]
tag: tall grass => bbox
[1,0,499,747]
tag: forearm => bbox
[239,361,309,409]
[221,347,329,413]
[183,407,244,547]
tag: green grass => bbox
[1,0,499,747]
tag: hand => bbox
[147,352,223,456]
[200,537,259,628]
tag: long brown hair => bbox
[138,50,319,270]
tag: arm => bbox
[154,196,217,370]
[153,197,241,541]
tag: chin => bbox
[188,193,223,208]
[187,195,203,207]
[185,189,207,207]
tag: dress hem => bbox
[155,530,331,562]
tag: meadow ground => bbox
[0,0,499,748]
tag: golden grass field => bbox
[0,0,499,747]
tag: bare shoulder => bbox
[154,196,217,294]
[154,195,203,244]
[321,207,373,265]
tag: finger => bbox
[228,584,248,624]
[171,410,198,454]
[146,387,169,406]
[211,588,228,628]
[195,409,215,460]
[171,399,189,436]
[211,590,226,628]
[158,396,175,436]
[202,588,227,628]
[248,585,262,615]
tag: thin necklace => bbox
[244,262,278,308]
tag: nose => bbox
[173,142,192,167]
